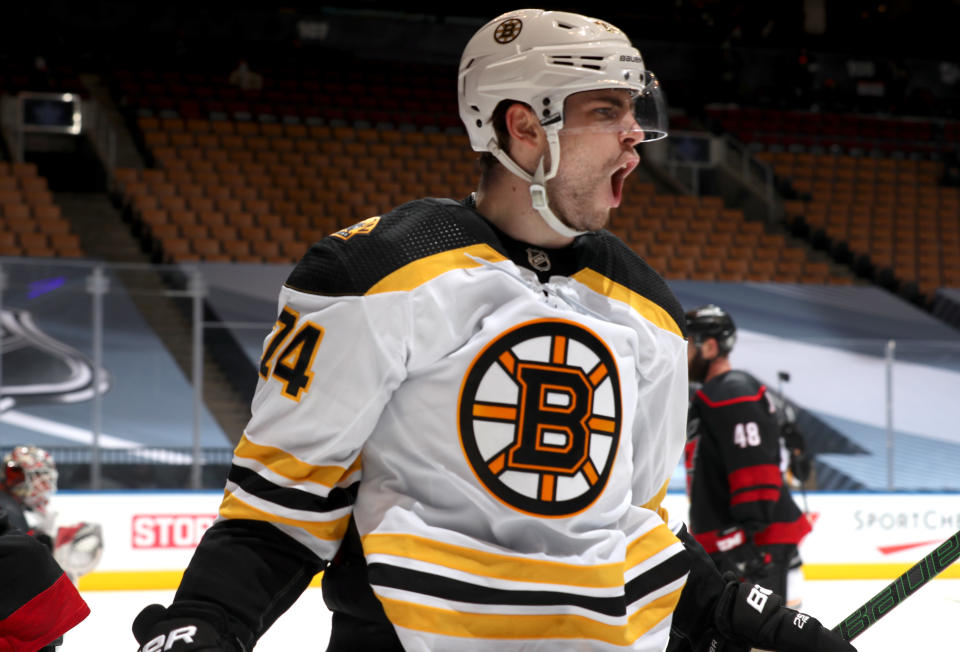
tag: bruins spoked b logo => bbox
[459,319,621,517]
[494,18,523,44]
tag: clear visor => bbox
[558,71,668,143]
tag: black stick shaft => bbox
[831,529,960,641]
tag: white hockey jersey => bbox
[219,197,691,651]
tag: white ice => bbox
[63,579,958,651]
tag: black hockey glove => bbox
[133,604,246,652]
[712,574,856,652]
[713,526,770,581]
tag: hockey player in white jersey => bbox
[133,9,856,652]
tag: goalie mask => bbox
[3,445,58,514]
[458,8,667,238]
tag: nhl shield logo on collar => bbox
[526,248,551,272]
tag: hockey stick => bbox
[831,528,960,641]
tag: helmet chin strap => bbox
[487,128,588,239]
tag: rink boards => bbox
[48,490,960,590]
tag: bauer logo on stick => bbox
[832,529,960,641]
[459,319,621,517]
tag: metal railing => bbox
[0,259,232,489]
[1,258,959,492]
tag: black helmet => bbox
[685,304,736,354]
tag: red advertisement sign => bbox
[132,514,217,549]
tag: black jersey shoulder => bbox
[575,230,687,337]
[284,198,503,296]
[696,370,765,405]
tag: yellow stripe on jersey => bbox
[625,523,681,569]
[234,434,361,488]
[366,244,508,295]
[571,268,684,338]
[641,480,671,523]
[378,585,684,644]
[219,491,351,541]
[366,533,652,589]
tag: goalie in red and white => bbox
[1,445,104,582]
[1,445,92,650]
[683,306,812,608]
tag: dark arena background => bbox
[0,2,958,650]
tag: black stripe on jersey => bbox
[285,198,503,297]
[227,464,358,513]
[368,562,629,617]
[624,548,690,605]
[576,232,687,338]
[283,195,685,336]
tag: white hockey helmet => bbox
[458,9,667,237]
[3,445,58,513]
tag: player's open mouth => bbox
[610,159,638,207]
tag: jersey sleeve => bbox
[604,244,688,523]
[0,526,90,650]
[695,383,783,531]
[665,521,730,652]
[172,237,412,645]
[633,332,689,523]
[222,274,410,559]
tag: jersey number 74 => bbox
[259,305,325,401]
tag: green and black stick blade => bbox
[832,529,960,641]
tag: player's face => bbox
[547,89,642,232]
[687,337,714,384]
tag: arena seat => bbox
[0,165,83,258]
[782,149,957,301]
[114,109,856,284]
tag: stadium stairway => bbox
[55,190,251,446]
[79,72,144,172]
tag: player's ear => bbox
[504,103,544,154]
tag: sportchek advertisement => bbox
[49,491,960,590]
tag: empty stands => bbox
[112,61,460,130]
[115,117,479,263]
[0,162,84,258]
[707,106,956,157]
[768,150,958,300]
[612,181,849,283]
[106,102,860,285]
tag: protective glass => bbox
[559,71,668,142]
